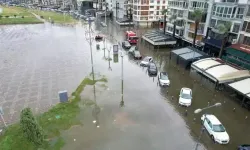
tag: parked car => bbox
[122,41,131,49]
[140,56,153,66]
[132,50,142,59]
[201,114,230,144]
[178,88,192,106]
[128,46,138,53]
[238,144,250,150]
[158,72,170,86]
[147,63,157,75]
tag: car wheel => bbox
[211,135,215,143]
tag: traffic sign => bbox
[113,44,118,54]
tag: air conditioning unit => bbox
[232,39,237,44]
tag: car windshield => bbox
[134,51,140,55]
[143,57,151,62]
[160,74,168,80]
[181,92,191,99]
[150,64,156,69]
[213,124,226,132]
[125,42,130,45]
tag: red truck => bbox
[125,31,138,44]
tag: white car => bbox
[178,88,192,106]
[158,72,170,86]
[140,56,153,66]
[201,114,230,144]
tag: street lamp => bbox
[120,51,124,107]
[108,46,112,70]
[194,102,222,150]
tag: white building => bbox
[167,0,212,46]
[132,0,168,27]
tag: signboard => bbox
[113,45,118,54]
[113,54,118,63]
[0,8,3,14]
[0,106,4,115]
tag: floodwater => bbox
[0,19,250,150]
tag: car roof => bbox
[181,88,191,94]
[206,114,221,125]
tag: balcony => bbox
[188,28,204,35]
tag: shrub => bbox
[5,16,9,18]
[20,108,44,146]
[22,16,24,18]
[40,16,44,19]
[14,15,16,18]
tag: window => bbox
[236,8,244,19]
[247,6,250,16]
[150,11,154,14]
[150,0,154,3]
[242,21,247,31]
[150,6,154,8]
[213,124,225,132]
[232,23,240,33]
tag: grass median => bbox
[0,6,42,25]
[32,10,77,24]
[0,75,107,150]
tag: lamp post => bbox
[194,102,222,150]
[108,46,112,70]
[120,51,124,107]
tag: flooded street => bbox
[0,19,250,150]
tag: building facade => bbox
[167,0,211,47]
[132,0,168,27]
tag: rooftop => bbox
[191,58,250,83]
[206,114,221,125]
[228,78,250,98]
[229,44,250,55]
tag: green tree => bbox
[20,108,44,146]
[169,14,177,38]
[215,22,232,58]
[161,9,168,34]
[191,9,203,47]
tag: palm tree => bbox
[161,9,168,34]
[214,22,232,58]
[191,9,203,47]
[170,14,177,38]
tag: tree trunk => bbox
[173,21,176,38]
[218,35,228,58]
[163,15,166,34]
[193,21,199,47]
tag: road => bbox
[0,19,249,150]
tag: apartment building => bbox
[132,0,168,26]
[239,4,250,45]
[167,0,211,46]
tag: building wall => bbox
[132,0,168,26]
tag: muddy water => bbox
[0,19,249,150]
[62,19,250,150]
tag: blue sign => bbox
[113,45,118,54]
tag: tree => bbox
[161,9,168,34]
[191,9,203,47]
[216,22,232,58]
[169,14,177,38]
[20,108,44,146]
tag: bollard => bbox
[172,96,174,100]
[233,108,236,112]
[207,102,210,106]
[193,118,196,122]
[245,116,248,119]
[166,91,168,94]
[182,72,184,75]
[184,110,188,116]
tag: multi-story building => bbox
[132,0,168,27]
[239,4,250,45]
[167,0,211,47]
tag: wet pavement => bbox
[0,19,250,150]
